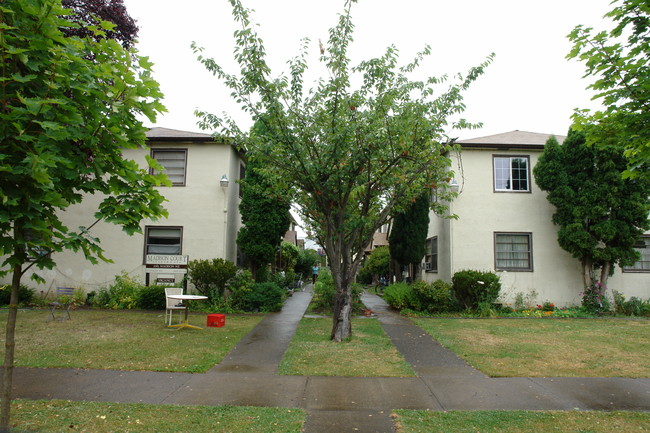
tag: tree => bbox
[533,129,650,289]
[0,0,166,427]
[358,245,390,285]
[60,0,139,48]
[237,153,291,280]
[567,0,649,180]
[389,193,430,281]
[194,0,492,341]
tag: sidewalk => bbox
[8,287,650,433]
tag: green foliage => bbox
[136,285,166,310]
[613,291,650,317]
[295,249,320,279]
[92,273,144,310]
[224,269,255,311]
[0,285,35,305]
[193,0,492,340]
[270,270,300,290]
[358,246,390,285]
[277,241,300,272]
[383,282,416,311]
[389,193,430,266]
[0,0,167,282]
[244,282,285,312]
[411,279,457,313]
[452,270,501,310]
[567,0,650,180]
[580,282,611,314]
[187,259,238,300]
[312,268,336,312]
[237,152,291,274]
[533,130,650,286]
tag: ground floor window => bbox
[494,232,532,271]
[145,226,182,256]
[623,236,650,272]
[424,237,438,272]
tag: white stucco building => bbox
[16,127,244,291]
[422,130,649,307]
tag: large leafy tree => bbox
[533,129,650,289]
[194,0,491,341]
[60,0,139,48]
[0,0,166,427]
[567,0,649,180]
[237,153,291,280]
[389,193,430,281]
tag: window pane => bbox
[495,233,531,270]
[494,156,529,192]
[625,237,650,271]
[146,227,182,255]
[152,150,186,185]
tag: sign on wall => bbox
[145,255,189,274]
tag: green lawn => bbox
[393,410,650,433]
[413,317,650,377]
[279,317,415,376]
[1,309,263,372]
[11,399,305,433]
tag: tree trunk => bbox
[1,265,21,430]
[412,262,422,282]
[599,261,612,288]
[331,288,352,342]
[581,257,594,288]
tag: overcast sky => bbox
[123,0,612,141]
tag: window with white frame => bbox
[494,232,532,271]
[145,227,182,256]
[151,149,187,186]
[623,236,650,272]
[493,156,530,192]
[424,237,438,272]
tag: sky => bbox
[123,0,613,141]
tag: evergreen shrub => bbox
[244,282,285,312]
[412,279,457,313]
[0,284,35,305]
[137,285,166,310]
[383,282,414,310]
[312,268,335,311]
[452,270,501,310]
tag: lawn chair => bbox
[165,287,186,326]
[48,287,75,321]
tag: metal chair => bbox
[48,287,75,321]
[165,287,186,326]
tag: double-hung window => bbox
[494,156,530,192]
[623,236,650,272]
[424,237,438,272]
[151,149,187,186]
[494,232,533,271]
[145,227,182,256]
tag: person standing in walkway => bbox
[312,265,319,284]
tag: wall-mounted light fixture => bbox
[220,174,229,188]
[450,178,459,193]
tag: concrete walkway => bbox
[8,287,650,433]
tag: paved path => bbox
[8,287,650,433]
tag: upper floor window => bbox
[494,156,530,192]
[151,149,187,186]
[495,232,533,271]
[623,236,650,272]
[424,237,438,272]
[145,226,182,256]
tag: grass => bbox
[413,317,650,377]
[0,309,263,372]
[393,410,650,433]
[11,399,305,433]
[278,317,415,377]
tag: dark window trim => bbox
[143,225,183,263]
[494,231,533,272]
[150,148,188,186]
[622,235,650,273]
[492,155,532,194]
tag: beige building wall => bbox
[15,130,243,293]
[423,132,648,307]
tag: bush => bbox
[358,246,390,285]
[580,282,611,314]
[613,290,650,317]
[137,285,166,310]
[244,282,285,312]
[452,270,501,310]
[312,268,335,312]
[383,282,415,310]
[0,284,35,305]
[225,269,255,311]
[187,258,237,300]
[92,272,143,309]
[411,279,457,313]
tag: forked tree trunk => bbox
[331,289,353,342]
[599,261,612,288]
[1,265,21,430]
[581,257,595,288]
